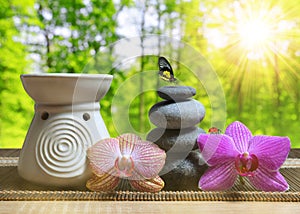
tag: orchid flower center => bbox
[115,155,134,177]
[235,152,259,177]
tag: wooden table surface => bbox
[1,201,300,214]
[1,149,300,214]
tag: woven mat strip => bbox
[1,157,300,168]
[283,158,300,168]
[0,190,299,202]
[1,157,300,202]
[0,157,18,167]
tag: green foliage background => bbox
[1,0,300,148]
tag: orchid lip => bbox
[115,155,134,177]
[235,152,259,177]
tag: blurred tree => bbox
[27,0,120,73]
[0,0,35,147]
[1,0,300,148]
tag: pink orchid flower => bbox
[197,121,291,191]
[86,133,166,192]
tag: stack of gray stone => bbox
[147,86,207,190]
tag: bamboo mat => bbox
[1,157,300,202]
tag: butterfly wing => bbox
[158,57,176,82]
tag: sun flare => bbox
[206,1,296,61]
[237,18,272,50]
[205,0,300,100]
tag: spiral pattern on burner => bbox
[36,118,92,178]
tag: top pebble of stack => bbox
[157,86,196,101]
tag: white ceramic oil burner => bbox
[18,73,113,187]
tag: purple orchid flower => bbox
[197,121,291,192]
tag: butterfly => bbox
[158,56,177,82]
[208,127,222,134]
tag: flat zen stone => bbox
[146,127,205,152]
[157,86,196,101]
[149,99,205,129]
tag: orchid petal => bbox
[117,133,141,156]
[199,161,237,191]
[248,136,290,170]
[197,134,239,166]
[248,166,289,192]
[225,121,252,153]
[86,173,120,191]
[129,175,165,192]
[131,140,166,179]
[87,138,121,176]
